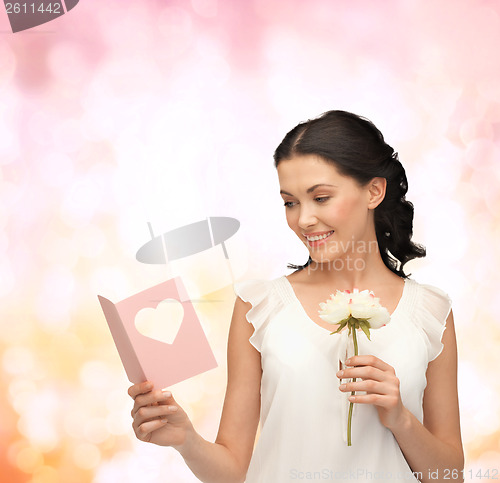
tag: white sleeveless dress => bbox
[232,275,452,483]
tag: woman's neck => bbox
[302,245,399,289]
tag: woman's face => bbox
[277,154,380,266]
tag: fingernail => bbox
[346,358,351,364]
[168,406,178,412]
[337,370,344,377]
[162,390,172,398]
[339,384,346,390]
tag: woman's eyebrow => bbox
[279,184,337,196]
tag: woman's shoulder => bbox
[232,274,290,353]
[404,276,453,362]
[285,268,307,282]
[232,274,289,305]
[406,276,452,306]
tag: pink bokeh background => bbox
[1,0,499,481]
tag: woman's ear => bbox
[367,177,386,209]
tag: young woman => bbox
[128,110,464,482]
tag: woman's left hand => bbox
[336,354,409,432]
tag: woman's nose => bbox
[298,205,318,229]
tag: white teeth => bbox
[306,230,334,241]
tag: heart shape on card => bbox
[135,299,184,345]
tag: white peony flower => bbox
[317,286,392,446]
[318,287,391,336]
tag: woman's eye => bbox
[315,197,330,203]
[283,201,295,208]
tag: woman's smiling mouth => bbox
[304,230,334,246]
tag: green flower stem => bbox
[347,321,358,446]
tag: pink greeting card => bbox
[98,276,217,390]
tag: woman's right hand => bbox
[128,381,194,450]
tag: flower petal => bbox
[367,307,391,328]
[319,305,350,323]
[350,303,374,319]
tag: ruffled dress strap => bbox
[413,281,453,362]
[232,278,285,353]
